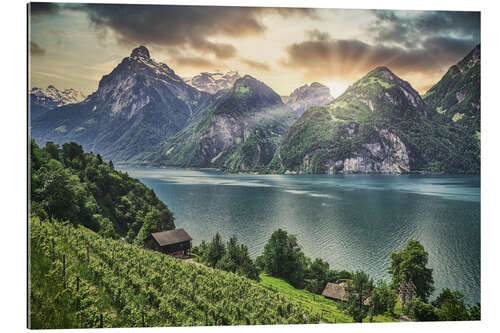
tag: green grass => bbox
[259,275,400,324]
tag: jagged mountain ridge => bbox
[29,85,86,121]
[285,82,334,117]
[31,46,212,162]
[185,70,241,94]
[145,75,297,171]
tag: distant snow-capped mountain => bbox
[30,85,86,120]
[185,70,241,94]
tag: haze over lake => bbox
[122,167,480,304]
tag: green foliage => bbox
[403,297,439,321]
[30,140,175,244]
[344,271,374,323]
[257,229,309,288]
[388,239,434,302]
[30,217,316,328]
[433,288,469,321]
[370,280,397,316]
[192,234,260,281]
[206,233,226,267]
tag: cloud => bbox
[30,41,46,56]
[282,17,479,90]
[370,10,480,48]
[29,2,60,16]
[71,4,316,60]
[240,57,270,71]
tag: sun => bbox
[327,80,348,98]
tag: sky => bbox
[29,3,480,97]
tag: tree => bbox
[207,233,225,267]
[433,289,469,321]
[403,297,439,321]
[257,229,308,288]
[370,280,397,316]
[388,239,434,302]
[467,303,481,320]
[344,270,374,323]
[305,258,330,294]
[135,209,168,246]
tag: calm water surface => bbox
[121,167,480,304]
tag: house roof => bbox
[322,282,347,301]
[321,281,370,305]
[150,228,192,246]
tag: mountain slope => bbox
[270,67,440,174]
[423,44,480,171]
[31,46,211,162]
[149,75,297,171]
[185,70,241,94]
[285,82,333,117]
[424,44,480,131]
[29,85,86,121]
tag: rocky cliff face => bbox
[31,46,211,162]
[272,67,429,174]
[152,75,296,171]
[185,70,241,94]
[285,82,333,117]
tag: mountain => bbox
[185,70,241,94]
[271,44,481,175]
[423,44,480,171]
[424,44,480,129]
[29,85,85,121]
[146,75,297,171]
[285,82,333,117]
[31,46,212,162]
[269,66,439,174]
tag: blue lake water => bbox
[121,167,480,304]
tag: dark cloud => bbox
[370,10,480,48]
[281,28,478,85]
[29,2,60,16]
[30,41,46,56]
[240,57,270,71]
[73,4,316,60]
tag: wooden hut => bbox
[321,280,370,305]
[146,228,192,256]
[322,281,348,301]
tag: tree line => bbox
[30,140,175,244]
[195,228,480,323]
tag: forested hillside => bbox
[30,140,174,244]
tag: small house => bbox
[146,228,192,256]
[322,280,348,302]
[321,280,370,305]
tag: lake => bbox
[121,167,480,304]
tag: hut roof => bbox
[150,228,192,247]
[322,282,347,301]
[322,281,371,305]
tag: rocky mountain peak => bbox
[340,66,426,117]
[286,82,333,117]
[130,45,150,59]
